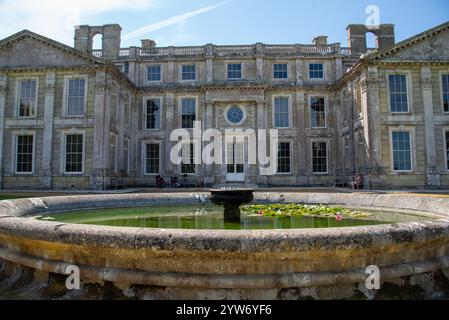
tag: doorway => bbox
[225,141,245,182]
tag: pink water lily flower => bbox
[335,214,344,222]
[257,211,264,216]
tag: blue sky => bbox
[0,0,448,48]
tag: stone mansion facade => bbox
[0,21,448,190]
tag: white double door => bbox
[225,141,245,182]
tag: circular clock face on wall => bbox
[226,106,245,125]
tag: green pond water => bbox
[39,205,435,230]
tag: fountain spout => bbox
[209,189,254,222]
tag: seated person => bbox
[351,173,364,190]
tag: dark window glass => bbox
[277,142,291,173]
[312,141,328,173]
[392,131,412,171]
[273,63,288,79]
[309,64,324,79]
[19,80,37,117]
[67,79,86,116]
[311,97,326,128]
[16,135,33,173]
[146,99,161,129]
[65,134,83,173]
[228,63,242,79]
[182,65,196,81]
[147,65,161,82]
[389,75,409,112]
[446,131,449,170]
[275,97,290,128]
[146,144,160,174]
[442,75,449,112]
[181,98,196,129]
[227,107,244,124]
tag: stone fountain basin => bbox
[0,192,449,300]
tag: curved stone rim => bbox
[0,192,448,252]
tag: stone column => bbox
[257,100,268,186]
[421,66,440,186]
[165,93,175,175]
[167,52,175,84]
[296,92,307,185]
[0,75,6,189]
[205,44,214,84]
[335,57,343,81]
[116,92,125,172]
[366,67,383,188]
[128,47,138,84]
[255,43,265,82]
[40,72,56,189]
[91,71,107,190]
[203,101,215,187]
[295,59,304,85]
[130,96,141,183]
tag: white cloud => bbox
[0,0,154,44]
[122,1,230,41]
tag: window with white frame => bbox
[181,143,195,174]
[67,78,86,116]
[273,64,288,79]
[145,99,161,130]
[182,65,196,81]
[18,79,37,117]
[389,74,409,113]
[145,143,160,175]
[274,97,290,128]
[228,63,242,79]
[309,64,324,79]
[312,141,328,174]
[277,142,291,174]
[65,134,83,173]
[446,131,449,171]
[442,74,449,113]
[311,97,326,128]
[147,65,161,82]
[181,98,196,129]
[16,134,34,173]
[392,131,412,171]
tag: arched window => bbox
[366,31,378,51]
[92,33,103,50]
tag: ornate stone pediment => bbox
[369,22,449,62]
[0,30,105,69]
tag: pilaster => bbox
[421,66,440,186]
[165,93,175,175]
[91,71,107,190]
[0,75,6,189]
[203,101,215,187]
[296,92,307,185]
[367,68,382,166]
[205,44,214,84]
[295,59,304,85]
[40,72,56,189]
[257,100,268,186]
